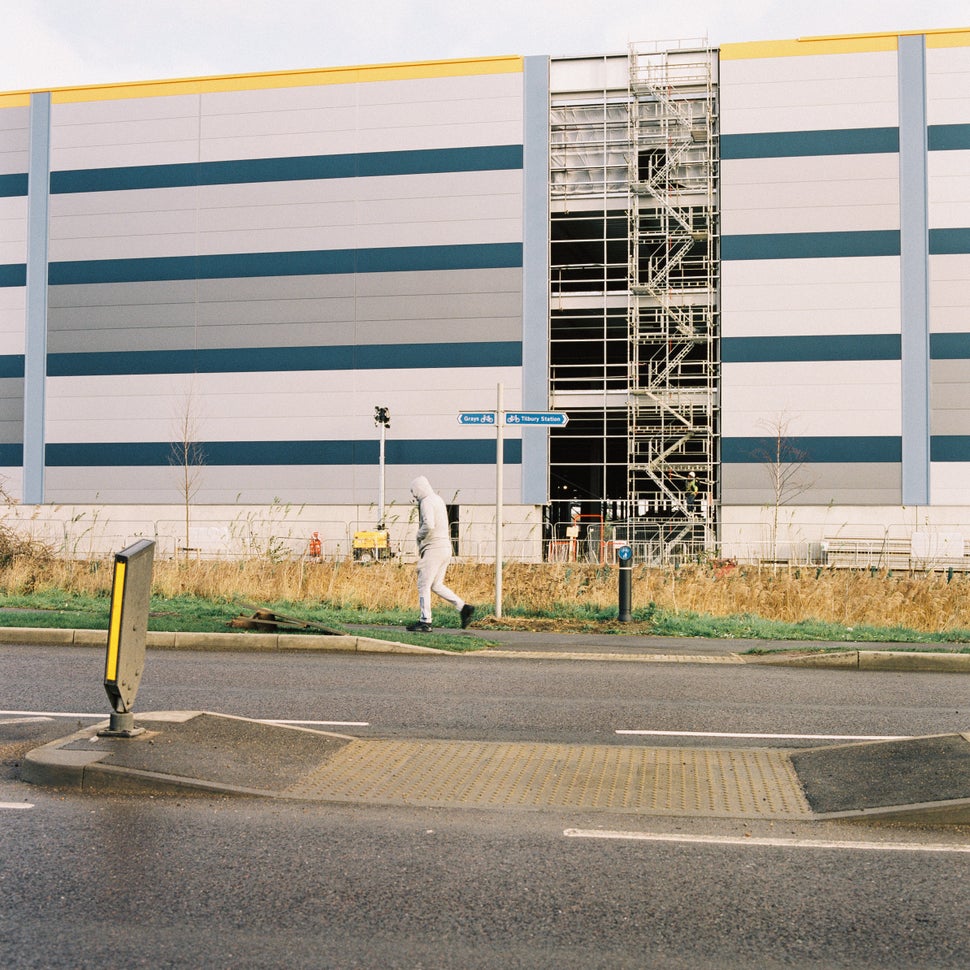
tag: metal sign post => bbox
[616,544,633,622]
[458,390,569,619]
[100,539,155,737]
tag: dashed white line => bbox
[0,802,34,810]
[564,829,970,854]
[616,729,909,742]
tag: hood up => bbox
[410,476,433,500]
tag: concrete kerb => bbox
[748,648,970,672]
[0,625,969,669]
[0,625,448,656]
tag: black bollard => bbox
[617,544,633,622]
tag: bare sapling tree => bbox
[170,382,206,561]
[753,413,816,562]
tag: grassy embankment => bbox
[0,551,969,652]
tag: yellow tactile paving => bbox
[283,739,812,818]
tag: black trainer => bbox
[460,604,475,629]
[406,621,433,633]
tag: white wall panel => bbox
[0,106,29,173]
[202,83,356,116]
[931,463,970,505]
[198,73,521,160]
[930,254,970,331]
[722,360,901,437]
[0,196,27,263]
[51,95,202,169]
[355,117,522,154]
[720,52,898,134]
[722,155,898,234]
[928,150,970,226]
[355,72,522,106]
[722,257,901,337]
[0,286,25,353]
[926,44,970,125]
[48,170,522,261]
[46,366,522,443]
[200,104,357,142]
[42,464,521,507]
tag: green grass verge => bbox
[1,592,969,652]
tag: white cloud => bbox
[1,0,967,91]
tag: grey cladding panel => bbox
[0,377,24,441]
[48,268,522,354]
[722,462,901,506]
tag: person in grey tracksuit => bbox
[407,476,474,632]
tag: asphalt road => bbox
[2,642,968,746]
[3,643,970,969]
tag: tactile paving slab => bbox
[284,739,812,818]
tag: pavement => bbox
[10,624,970,824]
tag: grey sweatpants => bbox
[416,546,464,623]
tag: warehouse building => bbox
[1,27,968,565]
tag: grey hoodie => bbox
[410,476,451,554]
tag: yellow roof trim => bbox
[1,55,524,105]
[722,27,970,60]
[926,29,970,48]
[721,34,898,60]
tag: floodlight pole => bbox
[375,406,390,529]
[496,382,503,619]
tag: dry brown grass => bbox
[1,554,969,634]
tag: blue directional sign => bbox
[457,411,496,425]
[504,411,569,426]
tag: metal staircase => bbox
[626,41,719,563]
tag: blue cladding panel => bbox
[47,341,522,376]
[0,444,22,465]
[50,145,524,194]
[0,173,28,197]
[0,356,25,378]
[721,127,899,159]
[931,437,970,461]
[722,334,900,363]
[929,229,970,255]
[928,124,970,151]
[721,436,902,464]
[931,333,970,359]
[722,230,900,261]
[47,243,523,285]
[46,438,522,467]
[0,264,27,287]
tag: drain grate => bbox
[284,739,811,818]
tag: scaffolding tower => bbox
[626,41,719,562]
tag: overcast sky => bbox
[1,0,968,92]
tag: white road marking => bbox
[0,802,34,810]
[0,709,369,728]
[616,729,910,742]
[0,709,104,720]
[262,719,370,727]
[0,716,54,726]
[564,829,970,854]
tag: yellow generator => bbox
[352,530,390,561]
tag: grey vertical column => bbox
[23,92,50,504]
[520,55,550,505]
[898,35,930,505]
